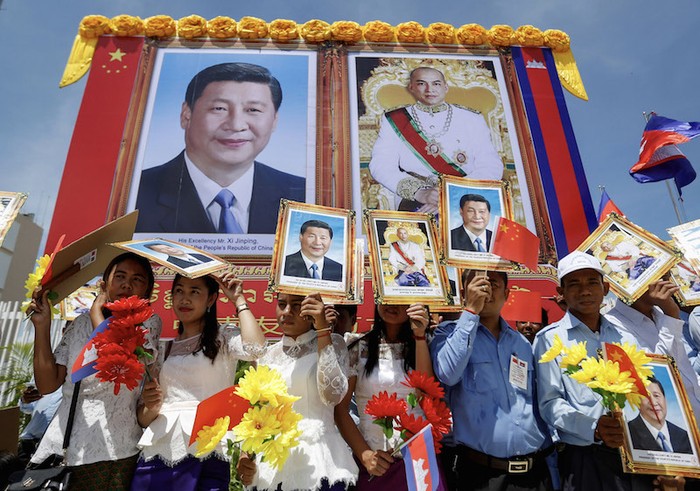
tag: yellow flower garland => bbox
[109,15,144,37]
[270,19,299,42]
[300,19,331,43]
[363,20,395,43]
[207,16,237,39]
[330,21,362,43]
[144,15,176,38]
[178,15,208,39]
[396,21,425,43]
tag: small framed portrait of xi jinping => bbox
[620,353,700,479]
[270,200,356,300]
[578,213,680,304]
[364,209,450,305]
[439,175,514,271]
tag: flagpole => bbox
[643,111,685,225]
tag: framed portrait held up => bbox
[111,238,229,278]
[0,191,27,247]
[438,175,515,270]
[364,209,450,305]
[431,266,463,312]
[577,213,680,304]
[669,219,700,278]
[620,353,700,479]
[269,200,356,300]
[669,258,700,307]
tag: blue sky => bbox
[2,0,699,254]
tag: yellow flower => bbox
[207,16,237,39]
[234,405,282,453]
[238,16,269,39]
[300,20,331,43]
[487,24,515,47]
[144,15,176,38]
[79,15,111,39]
[514,25,544,47]
[178,15,207,39]
[235,365,300,407]
[275,402,303,433]
[426,23,455,44]
[543,29,571,52]
[396,21,426,43]
[538,334,564,363]
[109,15,144,37]
[560,341,588,368]
[270,19,299,42]
[569,356,601,384]
[456,23,488,45]
[21,255,58,315]
[331,21,363,43]
[363,21,395,43]
[613,342,653,380]
[626,391,644,410]
[586,360,635,395]
[259,427,300,469]
[194,416,230,458]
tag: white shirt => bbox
[640,416,674,451]
[387,239,426,271]
[300,252,324,278]
[465,227,490,252]
[184,152,254,233]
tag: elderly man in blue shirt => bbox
[430,269,552,491]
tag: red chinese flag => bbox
[491,217,540,272]
[501,290,543,325]
[189,386,250,446]
[603,343,650,400]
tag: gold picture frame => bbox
[364,209,450,305]
[269,200,356,300]
[620,353,700,478]
[669,258,700,307]
[577,213,680,304]
[438,175,515,271]
[0,191,27,247]
[669,219,700,282]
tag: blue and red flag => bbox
[71,317,110,383]
[596,190,623,224]
[401,424,441,491]
[630,114,700,194]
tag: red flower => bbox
[365,391,408,419]
[93,322,146,354]
[94,344,144,395]
[105,295,153,318]
[402,370,445,400]
[397,412,429,438]
[419,396,452,438]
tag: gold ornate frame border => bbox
[577,213,681,304]
[0,191,27,247]
[268,199,356,300]
[620,353,700,479]
[364,209,450,305]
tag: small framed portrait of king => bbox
[364,209,450,305]
[0,191,27,247]
[620,353,700,479]
[439,175,514,270]
[578,213,680,304]
[270,200,356,300]
[669,257,700,307]
[669,219,700,277]
[111,238,229,278]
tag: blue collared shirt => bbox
[19,386,62,441]
[533,311,639,446]
[430,311,548,458]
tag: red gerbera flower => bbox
[396,412,429,438]
[419,396,452,437]
[94,344,144,395]
[105,295,153,318]
[109,310,154,329]
[402,370,445,400]
[365,391,408,419]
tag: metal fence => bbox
[0,301,65,407]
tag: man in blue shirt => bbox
[431,269,552,491]
[17,382,62,467]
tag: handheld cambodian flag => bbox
[71,317,110,383]
[400,424,441,491]
[630,114,700,195]
[596,190,623,224]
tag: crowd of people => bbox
[2,247,698,491]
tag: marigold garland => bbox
[363,20,395,43]
[426,22,455,44]
[487,24,515,47]
[269,19,299,42]
[144,15,176,38]
[300,19,331,43]
[396,21,425,43]
[238,16,269,39]
[543,28,571,52]
[207,16,237,39]
[110,15,144,37]
[79,15,111,38]
[330,21,362,43]
[455,23,488,45]
[178,15,208,39]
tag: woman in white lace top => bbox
[252,292,358,491]
[130,272,265,491]
[335,304,438,490]
[29,253,162,491]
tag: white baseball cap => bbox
[557,251,605,284]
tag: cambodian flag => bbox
[401,424,441,491]
[630,114,700,194]
[596,190,623,224]
[71,317,110,383]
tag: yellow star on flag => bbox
[109,49,126,62]
[500,223,510,233]
[609,351,623,363]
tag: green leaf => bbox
[407,393,418,408]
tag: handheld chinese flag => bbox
[189,386,250,446]
[630,114,700,195]
[400,424,441,491]
[596,190,623,224]
[491,217,540,272]
[602,343,658,422]
[501,290,543,325]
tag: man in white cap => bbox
[534,251,641,490]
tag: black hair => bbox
[335,304,358,319]
[408,66,446,83]
[541,308,549,327]
[459,193,491,212]
[460,269,508,289]
[172,274,221,363]
[185,62,282,111]
[349,305,419,377]
[300,219,333,239]
[648,376,665,396]
[102,252,156,299]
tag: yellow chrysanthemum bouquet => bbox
[21,254,60,316]
[193,365,302,491]
[539,335,653,412]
